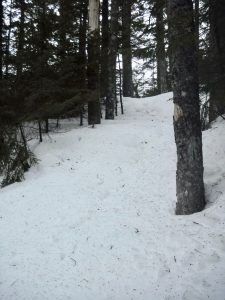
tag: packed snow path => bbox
[1,93,225,300]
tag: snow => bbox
[1,92,225,300]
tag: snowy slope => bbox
[0,93,225,300]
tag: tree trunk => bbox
[0,0,3,79]
[168,0,205,215]
[78,0,88,88]
[59,0,70,59]
[87,0,101,125]
[118,54,124,115]
[155,0,168,93]
[16,0,25,79]
[5,0,13,78]
[208,0,225,122]
[194,0,199,51]
[78,0,88,125]
[39,1,47,60]
[165,2,172,90]
[100,0,109,99]
[105,0,119,119]
[38,121,43,143]
[122,0,133,97]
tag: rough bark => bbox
[100,0,109,99]
[88,0,101,125]
[168,0,205,215]
[122,0,133,97]
[208,0,225,122]
[78,0,88,125]
[105,0,119,119]
[155,0,168,93]
[0,0,3,79]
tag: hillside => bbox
[0,93,225,300]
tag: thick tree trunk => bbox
[155,0,168,93]
[122,0,133,97]
[78,0,88,125]
[0,0,3,79]
[208,0,225,122]
[105,0,119,119]
[168,0,205,215]
[100,0,109,99]
[87,0,101,125]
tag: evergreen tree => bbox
[122,0,133,97]
[78,0,88,125]
[208,0,225,122]
[105,0,120,119]
[168,0,205,214]
[100,0,109,100]
[87,0,101,125]
[154,0,168,93]
[0,0,3,79]
[15,0,25,79]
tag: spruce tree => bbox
[154,0,168,93]
[168,0,205,215]
[106,0,120,119]
[100,0,109,100]
[122,0,133,97]
[87,0,101,125]
[208,0,225,122]
[0,0,3,79]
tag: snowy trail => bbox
[1,93,225,300]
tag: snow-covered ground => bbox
[0,93,225,300]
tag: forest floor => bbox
[1,92,225,300]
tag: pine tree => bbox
[208,0,225,122]
[100,0,109,100]
[0,0,3,79]
[105,0,120,119]
[122,0,133,97]
[154,0,168,93]
[78,0,88,91]
[15,0,25,79]
[194,0,199,50]
[78,0,88,125]
[87,0,101,125]
[168,0,205,215]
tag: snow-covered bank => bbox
[0,93,225,300]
